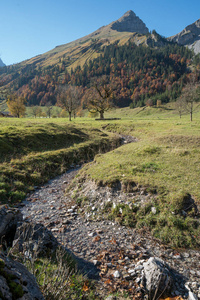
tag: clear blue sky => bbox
[1,0,200,65]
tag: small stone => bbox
[190,270,196,275]
[88,232,96,237]
[151,207,157,214]
[173,254,181,259]
[107,263,112,267]
[192,282,198,289]
[113,270,121,278]
[182,252,190,258]
[136,277,141,284]
[128,269,135,274]
[135,265,144,271]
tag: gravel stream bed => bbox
[19,166,200,299]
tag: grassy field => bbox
[0,104,200,248]
[0,105,200,299]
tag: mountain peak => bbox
[0,58,5,67]
[111,10,149,34]
[168,18,200,54]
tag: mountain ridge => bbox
[0,58,5,67]
[16,10,150,70]
[168,18,200,54]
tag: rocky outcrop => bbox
[0,205,23,247]
[111,10,149,34]
[0,205,60,299]
[13,222,59,257]
[168,18,200,54]
[0,252,44,300]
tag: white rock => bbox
[151,207,157,214]
[182,252,190,258]
[113,270,121,278]
[188,291,198,300]
[135,265,144,271]
[128,269,136,274]
[88,232,95,237]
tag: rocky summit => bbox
[0,58,5,67]
[169,18,200,54]
[111,10,149,34]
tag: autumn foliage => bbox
[7,94,26,118]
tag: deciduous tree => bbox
[57,85,83,121]
[45,101,53,118]
[30,105,42,118]
[175,96,185,119]
[180,76,200,121]
[7,94,26,118]
[85,76,115,119]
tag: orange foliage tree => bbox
[7,94,26,118]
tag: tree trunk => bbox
[69,111,72,121]
[100,110,104,119]
[190,103,193,121]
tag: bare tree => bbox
[45,102,53,118]
[85,76,115,119]
[175,96,185,119]
[57,85,83,121]
[181,76,200,121]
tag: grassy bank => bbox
[0,119,121,204]
[69,106,200,248]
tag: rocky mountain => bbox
[169,18,200,54]
[0,58,5,67]
[17,10,150,70]
[110,10,149,34]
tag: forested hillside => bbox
[0,38,199,108]
[69,41,195,106]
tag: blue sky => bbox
[1,0,200,65]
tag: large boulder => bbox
[0,252,44,300]
[0,205,23,247]
[13,222,59,257]
[143,257,187,299]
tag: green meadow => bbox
[0,104,200,248]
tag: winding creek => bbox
[19,136,200,298]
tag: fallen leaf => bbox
[82,281,89,292]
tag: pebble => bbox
[113,270,121,278]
